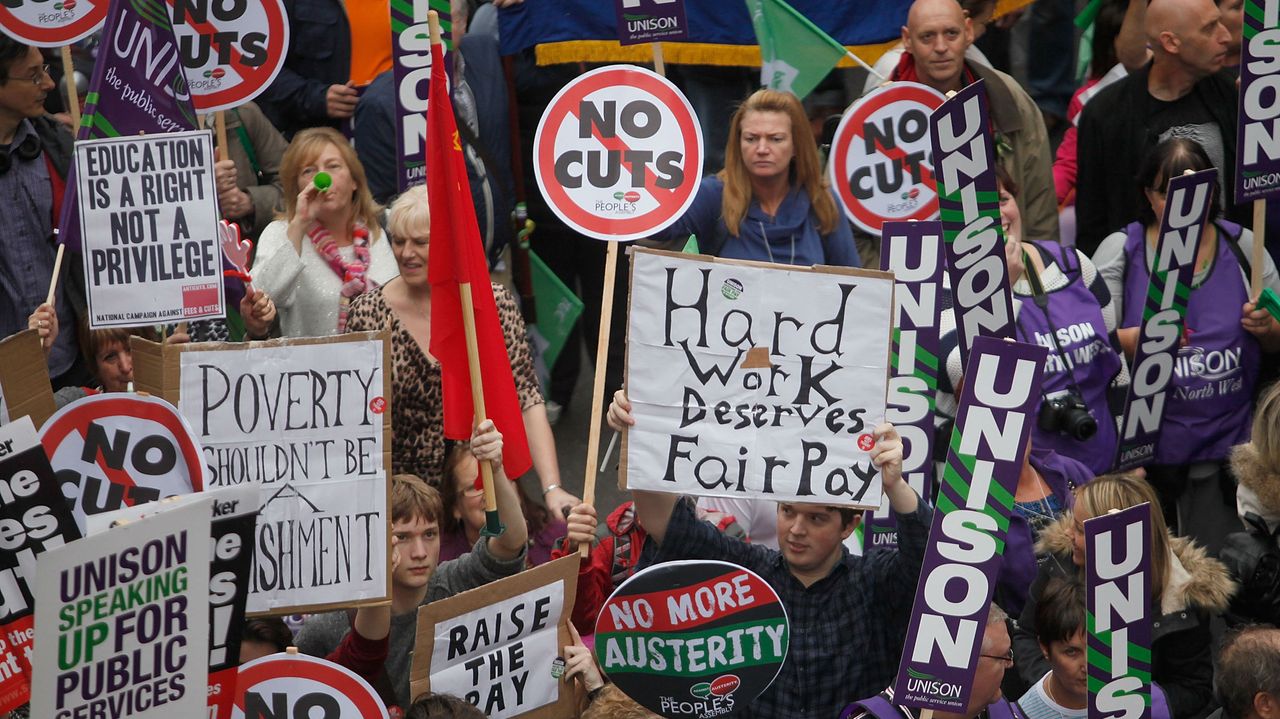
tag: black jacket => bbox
[257,0,350,137]
[1075,63,1246,256]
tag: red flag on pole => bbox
[426,31,532,478]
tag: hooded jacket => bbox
[1013,516,1236,719]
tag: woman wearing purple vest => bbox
[1092,137,1280,555]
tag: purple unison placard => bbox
[867,220,944,547]
[892,335,1046,711]
[1086,503,1153,719]
[1236,0,1280,204]
[615,0,689,45]
[392,0,452,193]
[931,80,1015,372]
[1113,169,1217,471]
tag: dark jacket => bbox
[1013,516,1236,719]
[35,115,87,324]
[1075,63,1245,255]
[257,0,349,137]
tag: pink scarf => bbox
[309,222,375,332]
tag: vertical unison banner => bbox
[1086,503,1153,719]
[893,336,1046,711]
[1236,0,1280,203]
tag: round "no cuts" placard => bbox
[0,0,106,46]
[169,0,290,112]
[534,64,703,242]
[829,82,945,235]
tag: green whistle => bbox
[1259,287,1280,324]
[313,172,332,191]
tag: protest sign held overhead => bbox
[829,83,945,235]
[131,332,392,615]
[1114,169,1217,471]
[623,248,894,508]
[1237,0,1280,203]
[167,0,290,112]
[893,336,1046,711]
[412,555,580,719]
[391,0,451,193]
[595,560,789,718]
[77,130,224,328]
[233,651,389,719]
[85,485,260,719]
[864,221,943,548]
[534,64,703,241]
[0,0,105,45]
[40,393,206,533]
[615,0,688,45]
[1086,503,1153,719]
[0,330,56,429]
[931,80,1015,369]
[0,416,81,714]
[31,496,212,719]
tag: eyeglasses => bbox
[980,651,1015,666]
[7,64,50,86]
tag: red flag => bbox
[426,39,532,477]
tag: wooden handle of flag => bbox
[60,45,80,132]
[46,243,64,307]
[579,241,620,557]
[652,43,666,77]
[215,111,230,162]
[429,10,443,46]
[1253,199,1267,299]
[460,281,506,537]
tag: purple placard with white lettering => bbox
[1236,0,1280,203]
[867,221,944,547]
[614,0,688,45]
[1086,503,1152,719]
[1113,169,1216,471]
[391,1,452,193]
[931,80,1015,372]
[892,335,1046,711]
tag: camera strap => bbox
[1023,247,1090,401]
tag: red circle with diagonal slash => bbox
[828,82,945,235]
[165,0,289,112]
[0,0,106,46]
[39,394,205,531]
[534,64,703,242]
[232,653,389,718]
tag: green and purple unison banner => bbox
[1113,169,1217,471]
[931,81,1015,371]
[595,560,788,718]
[391,0,451,194]
[1236,0,1280,203]
[892,336,1046,711]
[1086,503,1153,719]
[867,220,943,548]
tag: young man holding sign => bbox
[296,420,529,711]
[619,392,928,718]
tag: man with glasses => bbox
[842,605,1016,719]
[0,36,87,388]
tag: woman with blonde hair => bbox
[654,88,858,267]
[344,185,579,517]
[1010,472,1235,719]
[254,127,398,337]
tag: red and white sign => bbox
[167,0,290,112]
[0,0,106,47]
[232,652,390,719]
[39,393,206,533]
[534,64,703,242]
[828,82,945,235]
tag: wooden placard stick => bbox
[59,46,80,131]
[579,240,620,557]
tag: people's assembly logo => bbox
[656,675,741,719]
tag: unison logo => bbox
[905,676,963,698]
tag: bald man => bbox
[886,0,1059,244]
[1074,0,1243,255]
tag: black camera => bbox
[1037,391,1097,441]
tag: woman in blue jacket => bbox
[658,88,860,267]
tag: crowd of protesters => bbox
[9,0,1280,716]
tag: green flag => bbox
[529,251,584,369]
[745,0,847,100]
